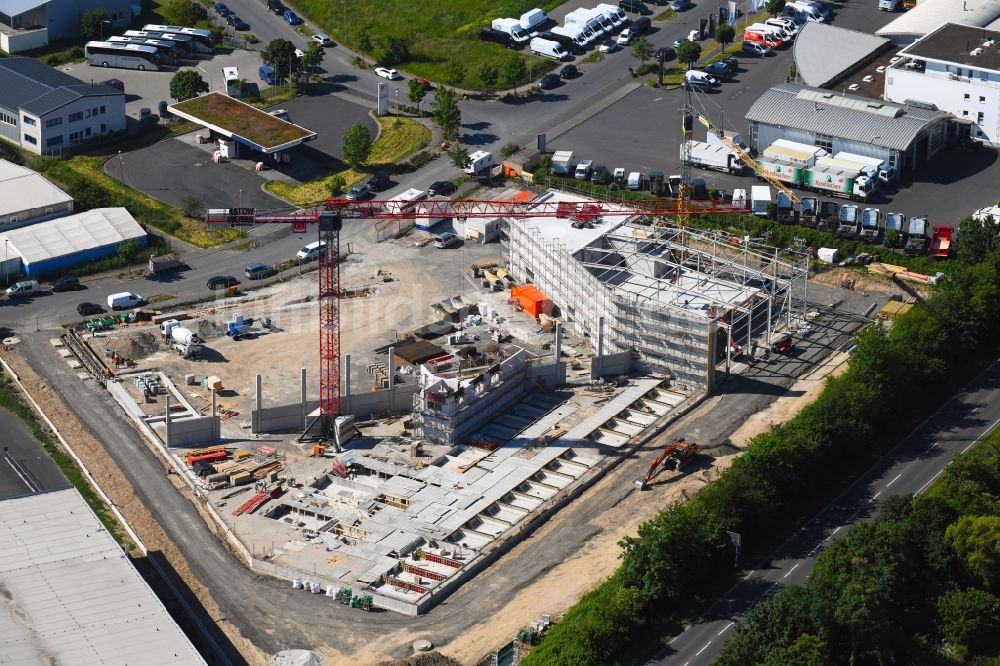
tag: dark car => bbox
[538,73,561,90]
[428,180,455,196]
[704,61,733,79]
[654,46,675,62]
[691,178,709,200]
[366,170,391,192]
[232,18,250,31]
[225,13,240,26]
[589,165,608,184]
[559,64,579,78]
[245,262,276,280]
[100,78,125,92]
[50,275,80,292]
[267,0,285,13]
[345,182,371,201]
[213,2,231,15]
[77,301,103,316]
[207,275,240,290]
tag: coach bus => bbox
[142,24,215,53]
[125,30,194,57]
[108,36,178,64]
[85,41,161,70]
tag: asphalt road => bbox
[0,406,70,499]
[655,360,1000,665]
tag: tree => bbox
[354,28,373,56]
[937,588,1000,656]
[946,515,1000,592]
[161,0,205,26]
[631,36,653,65]
[381,36,410,66]
[766,0,786,16]
[407,79,426,116]
[169,70,208,102]
[447,145,471,171]
[444,60,466,87]
[956,216,1000,264]
[72,181,113,210]
[300,41,325,73]
[502,53,528,87]
[477,62,499,93]
[341,124,373,168]
[716,24,736,49]
[432,86,462,141]
[80,8,110,40]
[677,41,702,70]
[327,175,347,197]
[180,195,204,218]
[262,39,297,81]
[117,239,140,264]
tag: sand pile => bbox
[196,319,229,340]
[102,331,161,360]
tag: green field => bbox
[295,0,562,88]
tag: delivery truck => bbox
[860,207,881,241]
[751,186,771,217]
[884,212,904,247]
[550,150,575,175]
[904,217,927,254]
[762,140,827,166]
[833,152,894,184]
[837,205,859,239]
[682,140,743,174]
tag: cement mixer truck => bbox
[160,319,203,359]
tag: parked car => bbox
[366,169,391,191]
[538,72,561,90]
[245,262,276,280]
[296,240,327,262]
[225,13,240,26]
[346,182,372,200]
[213,2,231,15]
[77,301,103,316]
[742,41,772,57]
[619,0,648,13]
[311,33,333,46]
[559,64,579,78]
[375,67,402,80]
[5,280,40,298]
[704,61,733,78]
[654,46,675,61]
[691,178,709,200]
[673,35,689,48]
[599,39,620,53]
[206,275,239,290]
[283,9,303,25]
[267,0,284,13]
[434,232,459,248]
[428,180,455,196]
[99,78,125,91]
[107,292,144,310]
[683,69,719,88]
[49,275,80,292]
[416,76,432,89]
[232,18,250,31]
[590,165,608,184]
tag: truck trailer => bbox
[832,152,894,183]
[682,140,743,174]
[550,150,575,175]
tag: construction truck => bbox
[859,208,881,242]
[904,216,928,254]
[147,252,182,278]
[681,140,744,174]
[160,319,203,358]
[634,439,699,490]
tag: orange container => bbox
[511,285,552,318]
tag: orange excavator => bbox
[634,439,700,490]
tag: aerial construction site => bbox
[3,183,885,663]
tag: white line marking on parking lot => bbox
[695,642,712,656]
[717,622,735,636]
[654,96,663,101]
[886,473,902,488]
[783,563,800,579]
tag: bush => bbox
[500,142,520,158]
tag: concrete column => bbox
[387,347,395,413]
[595,316,605,377]
[300,367,307,430]
[256,373,263,413]
[342,355,351,416]
[211,388,219,439]
[164,394,172,447]
[554,322,562,364]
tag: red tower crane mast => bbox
[205,197,750,437]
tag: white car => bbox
[311,33,333,46]
[598,39,620,53]
[375,67,402,80]
[688,28,700,41]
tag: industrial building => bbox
[745,83,952,180]
[0,158,73,228]
[877,0,1000,43]
[0,206,146,277]
[0,488,204,664]
[0,57,126,155]
[502,192,808,390]
[793,23,892,88]
[885,22,1000,147]
[0,0,132,52]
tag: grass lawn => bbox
[170,92,314,149]
[295,0,561,88]
[266,116,430,205]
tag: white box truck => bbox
[551,25,589,49]
[832,152,894,183]
[520,8,549,31]
[595,3,628,26]
[551,150,575,175]
[751,186,772,217]
[627,171,644,190]
[492,18,530,43]
[566,9,605,38]
[464,150,496,176]
[682,140,743,174]
[530,36,568,59]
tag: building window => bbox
[23,116,36,126]
[0,112,16,126]
[981,71,988,82]
[45,116,62,127]
[23,134,37,145]
[99,105,106,114]
[964,93,971,100]
[815,134,833,152]
[100,123,107,133]
[980,96,986,103]
[69,130,84,145]
[84,109,91,118]
[962,110,969,116]
[978,112,985,123]
[45,135,63,147]
[85,127,91,137]
[68,111,83,122]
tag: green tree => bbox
[447,145,471,171]
[80,8,110,40]
[161,0,205,26]
[262,38,297,81]
[937,588,1000,656]
[381,36,410,66]
[180,195,204,218]
[341,124,373,168]
[956,216,1000,264]
[716,24,736,49]
[676,41,702,69]
[169,70,208,102]
[765,0,787,16]
[354,27,373,56]
[408,79,426,116]
[117,239,140,264]
[477,62,499,93]
[502,53,528,87]
[946,515,1000,592]
[300,41,325,73]
[72,181,113,210]
[884,227,901,247]
[444,60,466,87]
[631,35,653,65]
[432,86,462,141]
[327,175,347,197]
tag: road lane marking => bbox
[886,473,902,487]
[654,97,663,101]
[824,526,842,542]
[964,416,1000,453]
[783,563,800,578]
[717,622,735,636]
[916,469,944,494]
[695,642,712,656]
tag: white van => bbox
[552,25,589,49]
[748,22,792,41]
[520,8,549,31]
[627,171,644,190]
[764,17,799,34]
[296,240,327,261]
[492,18,530,43]
[107,292,144,310]
[684,69,719,87]
[595,3,628,27]
[4,280,40,298]
[783,2,825,22]
[530,37,568,60]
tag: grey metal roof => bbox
[745,83,950,151]
[901,22,1000,73]
[794,23,891,87]
[0,58,122,116]
[877,0,1000,40]
[1,0,49,16]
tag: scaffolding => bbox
[503,195,808,388]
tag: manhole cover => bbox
[412,639,433,652]
[3,336,20,346]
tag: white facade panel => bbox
[885,66,1000,145]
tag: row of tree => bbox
[521,218,1000,665]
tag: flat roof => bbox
[0,159,73,218]
[1,207,145,265]
[900,22,1000,72]
[877,0,1000,40]
[510,190,634,255]
[0,488,204,665]
[168,92,316,154]
[794,23,892,87]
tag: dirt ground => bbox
[0,348,268,666]
[810,266,931,301]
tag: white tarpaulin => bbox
[817,247,840,263]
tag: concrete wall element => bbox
[252,400,319,433]
[528,360,566,387]
[250,385,419,434]
[348,385,418,419]
[591,351,632,379]
[166,415,221,447]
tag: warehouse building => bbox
[745,83,952,180]
[876,0,1000,44]
[0,207,146,278]
[885,22,1000,147]
[0,0,132,52]
[0,158,73,228]
[503,191,807,389]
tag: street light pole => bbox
[100,19,110,40]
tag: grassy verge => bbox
[20,40,85,66]
[0,373,134,551]
[654,7,677,20]
[265,117,431,205]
